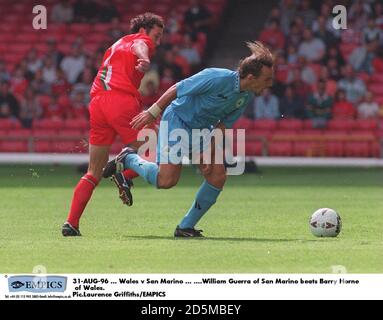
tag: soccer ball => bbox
[309,208,342,237]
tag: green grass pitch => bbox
[0,164,382,273]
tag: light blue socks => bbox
[124,154,158,187]
[179,180,222,229]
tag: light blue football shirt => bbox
[168,68,253,129]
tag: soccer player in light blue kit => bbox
[103,41,274,237]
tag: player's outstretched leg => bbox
[103,146,159,187]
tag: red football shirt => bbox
[91,33,155,98]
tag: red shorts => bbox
[89,91,142,145]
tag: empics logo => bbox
[8,276,67,293]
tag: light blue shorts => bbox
[157,109,213,164]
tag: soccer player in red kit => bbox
[62,13,164,236]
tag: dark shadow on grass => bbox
[123,235,319,242]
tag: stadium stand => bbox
[0,0,382,159]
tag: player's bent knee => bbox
[157,178,178,189]
[205,171,226,189]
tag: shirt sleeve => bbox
[138,35,155,57]
[176,70,217,98]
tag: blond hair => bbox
[238,41,274,79]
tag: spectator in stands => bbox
[363,16,382,44]
[184,0,213,37]
[296,55,317,86]
[326,58,342,81]
[30,69,50,95]
[313,15,336,46]
[71,67,93,105]
[10,66,28,99]
[45,38,64,69]
[306,79,332,128]
[25,48,42,74]
[253,88,280,120]
[265,6,281,28]
[0,103,12,119]
[315,2,340,38]
[42,95,66,120]
[68,91,88,119]
[18,87,43,128]
[158,67,176,94]
[332,89,356,119]
[179,34,201,71]
[41,56,58,86]
[107,17,124,43]
[357,91,380,119]
[349,0,370,32]
[288,67,312,101]
[51,69,72,96]
[51,0,74,23]
[374,1,383,31]
[337,65,366,105]
[0,80,20,119]
[297,0,316,27]
[322,45,345,69]
[167,9,182,35]
[159,50,183,81]
[140,80,160,110]
[60,44,86,84]
[279,0,297,35]
[96,0,119,23]
[372,47,383,73]
[259,19,285,50]
[73,0,98,23]
[287,21,303,48]
[298,28,326,62]
[312,66,337,97]
[279,85,305,119]
[275,53,290,85]
[286,44,299,65]
[0,60,10,83]
[349,39,378,74]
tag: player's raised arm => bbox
[130,84,178,129]
[132,39,151,73]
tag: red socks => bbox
[66,174,98,228]
[122,169,139,180]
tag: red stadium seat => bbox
[293,141,321,157]
[327,119,355,131]
[278,119,303,131]
[233,117,253,130]
[344,141,370,157]
[0,118,22,130]
[33,119,64,130]
[368,83,383,96]
[370,142,381,158]
[0,141,28,152]
[245,141,263,156]
[33,141,52,153]
[324,141,344,157]
[246,129,271,140]
[64,119,89,130]
[354,119,378,131]
[252,119,278,130]
[267,141,293,156]
[33,129,58,137]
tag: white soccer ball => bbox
[309,208,342,237]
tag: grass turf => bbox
[0,164,382,273]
